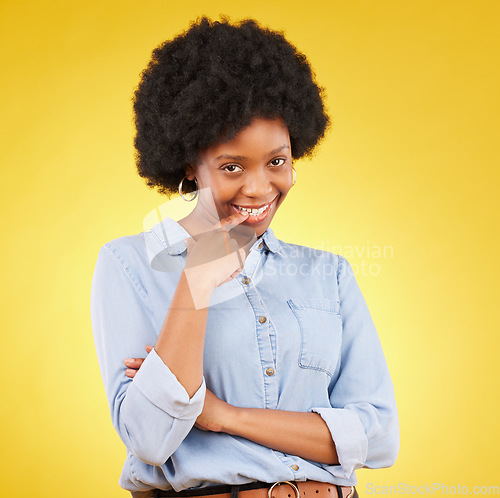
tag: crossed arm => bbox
[125,345,339,465]
[119,253,340,468]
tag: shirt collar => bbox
[149,217,283,257]
[149,217,191,256]
[259,226,283,255]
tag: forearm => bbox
[154,270,213,397]
[225,407,339,465]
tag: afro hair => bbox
[133,16,330,196]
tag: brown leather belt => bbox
[131,480,356,498]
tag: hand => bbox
[124,345,153,378]
[183,211,256,291]
[194,388,237,433]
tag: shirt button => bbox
[291,464,300,471]
[258,316,267,323]
[242,277,250,285]
[265,368,275,376]
[258,242,264,249]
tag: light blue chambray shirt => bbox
[90,217,399,494]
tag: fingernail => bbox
[124,358,133,365]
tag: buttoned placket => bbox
[237,242,278,410]
[237,240,308,479]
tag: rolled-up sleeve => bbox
[311,255,399,479]
[90,244,206,467]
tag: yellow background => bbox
[1,1,498,497]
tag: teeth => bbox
[235,204,269,216]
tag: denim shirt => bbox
[90,217,399,493]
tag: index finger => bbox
[218,210,249,230]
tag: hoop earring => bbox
[178,177,199,201]
[292,167,297,186]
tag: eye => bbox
[222,164,243,173]
[270,158,286,167]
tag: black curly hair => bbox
[133,16,330,196]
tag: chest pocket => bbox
[287,297,342,377]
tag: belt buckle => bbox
[268,482,300,498]
[345,487,355,498]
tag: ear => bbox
[184,164,196,181]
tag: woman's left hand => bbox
[124,345,153,378]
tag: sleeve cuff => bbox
[132,348,206,420]
[311,407,368,479]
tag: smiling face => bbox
[184,117,294,237]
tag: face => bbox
[185,117,294,237]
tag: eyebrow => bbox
[215,144,290,161]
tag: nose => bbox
[240,168,274,198]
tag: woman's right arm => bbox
[153,270,213,398]
[90,211,249,466]
[153,209,250,397]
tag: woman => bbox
[91,17,399,498]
